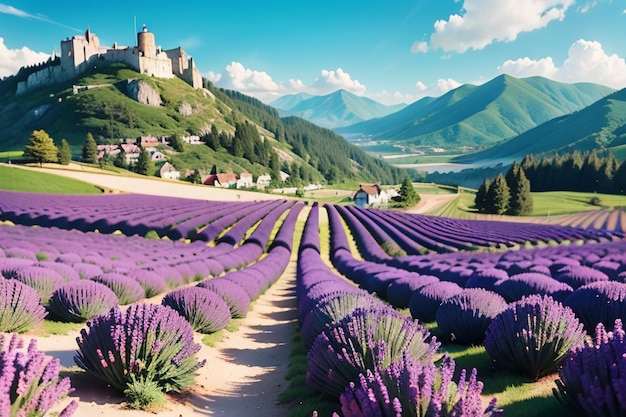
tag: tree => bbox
[396,177,420,208]
[135,148,154,176]
[486,173,510,214]
[82,132,98,164]
[169,135,185,152]
[474,178,491,213]
[57,139,71,165]
[506,163,533,216]
[23,130,58,166]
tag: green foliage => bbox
[23,129,58,166]
[123,375,166,410]
[135,148,154,176]
[395,177,420,207]
[144,230,160,240]
[81,132,98,164]
[486,173,510,214]
[506,163,533,215]
[57,138,72,165]
[168,134,185,152]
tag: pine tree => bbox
[135,148,154,176]
[486,173,510,214]
[57,138,71,165]
[397,177,420,207]
[82,132,98,164]
[23,129,58,166]
[506,163,533,215]
[474,178,491,213]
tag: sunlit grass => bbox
[0,165,101,194]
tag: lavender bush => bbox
[0,333,77,417]
[47,280,119,322]
[307,306,440,398]
[197,278,251,318]
[409,281,462,323]
[337,354,500,417]
[554,319,626,416]
[161,287,232,333]
[91,273,145,305]
[485,295,586,379]
[13,266,64,304]
[75,303,205,409]
[0,279,47,333]
[564,281,626,332]
[435,288,508,344]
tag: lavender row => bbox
[297,204,498,416]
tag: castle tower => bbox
[137,25,156,58]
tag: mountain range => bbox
[334,75,615,155]
[270,89,405,129]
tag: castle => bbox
[16,25,202,94]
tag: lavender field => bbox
[2,189,626,417]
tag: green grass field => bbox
[0,165,102,194]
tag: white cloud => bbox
[427,0,574,53]
[311,68,366,95]
[415,81,427,91]
[410,41,428,54]
[578,2,597,13]
[203,70,222,83]
[0,37,50,78]
[498,56,557,78]
[220,61,279,91]
[497,39,626,89]
[0,3,81,32]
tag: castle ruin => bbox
[16,25,202,94]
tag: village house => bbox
[96,144,121,160]
[159,162,180,180]
[120,143,141,165]
[204,173,238,188]
[279,171,290,182]
[139,135,161,151]
[150,150,165,161]
[353,184,389,208]
[236,172,253,188]
[256,174,272,189]
[182,135,202,145]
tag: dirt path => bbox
[34,252,299,417]
[405,193,459,214]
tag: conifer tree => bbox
[136,148,154,176]
[397,177,420,207]
[82,132,98,164]
[23,129,58,166]
[486,173,510,214]
[57,138,71,165]
[474,178,491,213]
[506,163,533,215]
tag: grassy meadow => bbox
[0,165,102,194]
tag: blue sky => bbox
[1,1,625,105]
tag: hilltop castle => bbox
[16,25,202,94]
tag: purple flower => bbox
[0,279,47,332]
[161,287,232,333]
[48,280,118,322]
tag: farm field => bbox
[2,165,626,417]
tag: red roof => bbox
[357,184,382,196]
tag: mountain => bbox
[0,61,404,185]
[270,89,406,129]
[336,75,614,153]
[455,87,626,163]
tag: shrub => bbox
[386,274,439,309]
[0,333,77,417]
[494,273,573,302]
[130,269,167,298]
[75,303,205,408]
[554,319,626,416]
[0,279,47,333]
[13,266,64,304]
[337,354,500,417]
[563,281,626,333]
[92,273,145,305]
[197,278,251,318]
[161,287,232,333]
[555,265,609,289]
[436,288,508,344]
[47,280,119,322]
[409,281,461,323]
[300,292,385,348]
[307,306,440,398]
[36,261,80,282]
[485,295,586,380]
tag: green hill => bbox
[455,87,626,163]
[0,62,403,185]
[337,75,614,154]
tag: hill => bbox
[0,62,404,185]
[454,87,626,163]
[337,75,614,154]
[270,89,405,129]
